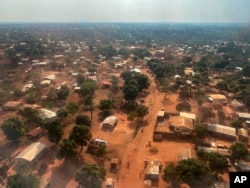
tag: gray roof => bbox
[237,112,250,119]
[102,115,118,126]
[16,142,46,162]
[207,124,236,137]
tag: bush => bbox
[176,101,191,112]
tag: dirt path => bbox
[116,70,166,188]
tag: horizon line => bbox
[0,21,248,25]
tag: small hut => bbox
[102,116,118,131]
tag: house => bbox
[157,110,165,122]
[169,115,194,134]
[238,128,248,142]
[237,112,250,121]
[87,138,107,154]
[130,68,141,74]
[235,161,250,172]
[102,116,118,131]
[184,68,195,76]
[102,81,112,89]
[105,178,115,188]
[196,146,230,156]
[22,83,33,92]
[110,158,120,172]
[230,100,245,110]
[208,94,227,103]
[26,127,45,140]
[144,160,162,181]
[180,112,196,120]
[16,142,46,163]
[54,54,64,58]
[207,124,236,140]
[38,108,57,120]
[3,101,23,110]
[44,74,56,81]
[40,80,51,86]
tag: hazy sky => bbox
[0,0,249,23]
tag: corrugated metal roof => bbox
[208,94,227,100]
[238,128,248,137]
[103,115,118,126]
[157,111,164,117]
[207,124,236,137]
[180,112,196,119]
[16,142,46,162]
[237,112,250,119]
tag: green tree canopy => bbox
[75,164,106,188]
[1,117,25,142]
[207,152,228,175]
[135,104,149,121]
[163,163,180,188]
[231,119,243,129]
[123,85,138,101]
[43,118,63,144]
[7,173,40,188]
[56,108,68,119]
[69,125,92,154]
[242,65,250,77]
[57,138,78,161]
[229,142,249,162]
[75,114,91,127]
[175,159,214,188]
[57,85,70,100]
[66,102,79,115]
[176,101,191,112]
[99,99,113,111]
[193,123,208,143]
[200,107,215,123]
[79,80,98,97]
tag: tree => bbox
[178,86,192,101]
[83,95,95,119]
[57,138,78,161]
[57,85,69,100]
[134,73,150,91]
[231,120,243,129]
[47,87,57,101]
[44,118,63,144]
[79,80,98,97]
[229,142,249,162]
[135,104,149,121]
[207,152,228,175]
[75,164,106,188]
[75,114,91,127]
[56,108,68,120]
[175,159,214,188]
[1,117,25,142]
[110,75,119,95]
[7,173,40,188]
[69,125,92,154]
[242,65,250,77]
[200,107,215,123]
[176,101,191,112]
[216,81,228,91]
[123,85,138,101]
[66,102,79,115]
[163,163,180,188]
[193,123,208,144]
[99,99,112,111]
[18,107,40,124]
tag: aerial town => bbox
[0,22,250,188]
